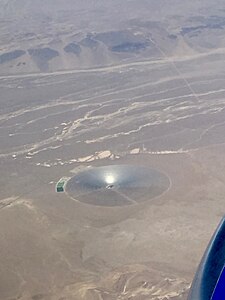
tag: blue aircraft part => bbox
[211,266,225,300]
[188,217,225,300]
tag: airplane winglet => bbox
[188,217,225,300]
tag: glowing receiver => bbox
[188,217,225,300]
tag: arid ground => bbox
[1,1,225,299]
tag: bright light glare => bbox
[105,174,115,185]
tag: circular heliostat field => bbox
[66,165,170,207]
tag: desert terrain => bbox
[1,1,225,299]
